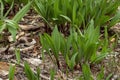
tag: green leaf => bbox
[0,0,4,19]
[96,66,104,80]
[60,34,66,57]
[109,10,120,27]
[50,69,55,80]
[92,52,108,63]
[13,1,31,22]
[33,0,46,19]
[66,34,73,55]
[40,34,50,52]
[66,54,70,68]
[59,15,71,22]
[4,0,14,18]
[9,64,15,80]
[0,23,6,33]
[82,64,93,80]
[44,33,55,53]
[66,53,78,70]
[4,0,13,3]
[24,62,37,80]
[5,19,19,29]
[70,53,78,70]
[36,67,41,80]
[52,26,60,58]
[15,49,21,65]
[6,20,18,40]
[72,1,77,24]
[106,73,113,80]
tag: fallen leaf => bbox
[24,58,42,66]
[0,62,9,76]
[110,38,115,43]
[19,25,40,31]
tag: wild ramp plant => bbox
[0,0,31,40]
[60,31,78,70]
[37,0,118,69]
[9,49,41,80]
[8,49,20,80]
[73,20,110,64]
[59,20,107,68]
[24,62,41,80]
[0,0,18,40]
[63,20,111,79]
[40,20,110,70]
[33,0,120,33]
[78,64,112,80]
[32,0,88,31]
[75,0,120,28]
[40,26,79,70]
[40,26,76,70]
[71,0,120,28]
[40,26,61,68]
[63,20,110,69]
[33,0,79,32]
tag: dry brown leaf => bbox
[0,62,9,76]
[19,23,44,31]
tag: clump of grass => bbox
[33,0,120,31]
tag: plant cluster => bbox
[0,0,120,80]
[35,0,120,79]
[0,0,31,40]
[33,0,120,31]
[40,20,109,70]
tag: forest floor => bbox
[0,13,120,80]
